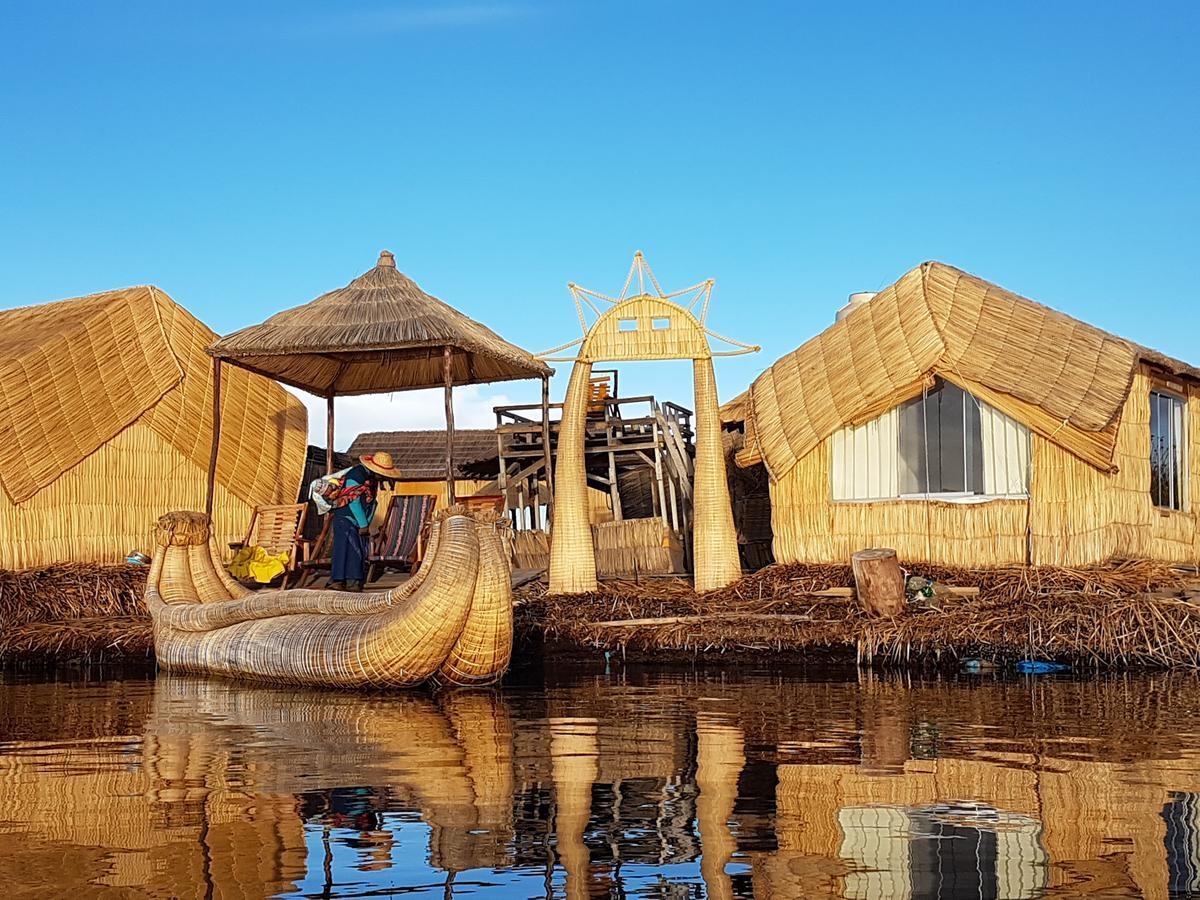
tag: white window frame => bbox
[1150,386,1189,512]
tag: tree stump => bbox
[851,548,906,617]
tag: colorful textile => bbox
[379,495,436,561]
[229,545,290,584]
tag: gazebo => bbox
[205,250,551,513]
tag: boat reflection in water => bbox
[2,669,1200,898]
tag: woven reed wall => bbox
[768,437,1028,566]
[593,518,684,576]
[767,365,1200,567]
[1029,366,1200,566]
[0,286,307,569]
[0,422,258,569]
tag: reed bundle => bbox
[518,559,1200,668]
[0,617,153,663]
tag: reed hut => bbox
[729,261,1200,567]
[0,286,307,569]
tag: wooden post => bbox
[326,394,335,475]
[606,422,623,521]
[541,374,554,519]
[851,548,906,617]
[443,346,456,506]
[652,418,668,526]
[205,357,222,519]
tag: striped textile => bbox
[377,495,436,561]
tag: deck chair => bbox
[229,503,307,588]
[367,494,437,582]
[295,517,335,588]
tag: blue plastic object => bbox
[1014,660,1071,674]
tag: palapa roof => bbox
[736,261,1199,480]
[0,285,308,505]
[209,250,551,396]
[348,429,499,480]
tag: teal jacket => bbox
[333,465,377,529]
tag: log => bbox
[851,548,906,617]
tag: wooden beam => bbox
[205,357,222,519]
[326,394,335,475]
[541,374,554,516]
[443,346,456,505]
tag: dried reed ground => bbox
[0,565,152,664]
[4,560,1199,670]
[518,560,1200,668]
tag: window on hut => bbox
[832,378,1030,501]
[1150,388,1187,511]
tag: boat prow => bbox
[145,508,513,688]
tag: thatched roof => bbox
[737,262,1199,480]
[0,285,308,505]
[348,429,499,480]
[209,251,551,396]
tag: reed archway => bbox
[541,252,759,594]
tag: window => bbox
[899,381,983,495]
[832,379,1029,502]
[618,318,638,332]
[1150,388,1187,511]
[652,317,671,330]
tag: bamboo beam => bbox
[205,357,222,519]
[444,346,456,505]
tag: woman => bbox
[329,451,402,592]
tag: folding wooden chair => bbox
[229,503,308,588]
[367,494,438,582]
[296,516,335,588]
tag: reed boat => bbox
[144,507,513,688]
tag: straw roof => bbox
[348,429,499,480]
[737,262,1200,480]
[0,285,307,506]
[209,251,551,396]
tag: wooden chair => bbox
[229,503,308,588]
[367,494,438,582]
[296,517,334,588]
[587,375,613,417]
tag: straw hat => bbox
[360,451,403,479]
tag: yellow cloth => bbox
[229,546,290,584]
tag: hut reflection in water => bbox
[1,671,1200,897]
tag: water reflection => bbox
[1,669,1200,897]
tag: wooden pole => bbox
[444,346,456,506]
[205,357,222,520]
[541,374,554,520]
[851,548,907,617]
[326,394,335,475]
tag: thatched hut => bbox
[0,286,308,569]
[728,262,1200,567]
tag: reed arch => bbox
[542,253,759,594]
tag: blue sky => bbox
[3,1,1197,445]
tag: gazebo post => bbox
[541,373,554,518]
[326,394,336,475]
[443,346,456,505]
[205,357,222,520]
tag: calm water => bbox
[2,666,1200,899]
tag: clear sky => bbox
[3,1,1197,446]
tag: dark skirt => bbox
[331,515,367,583]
